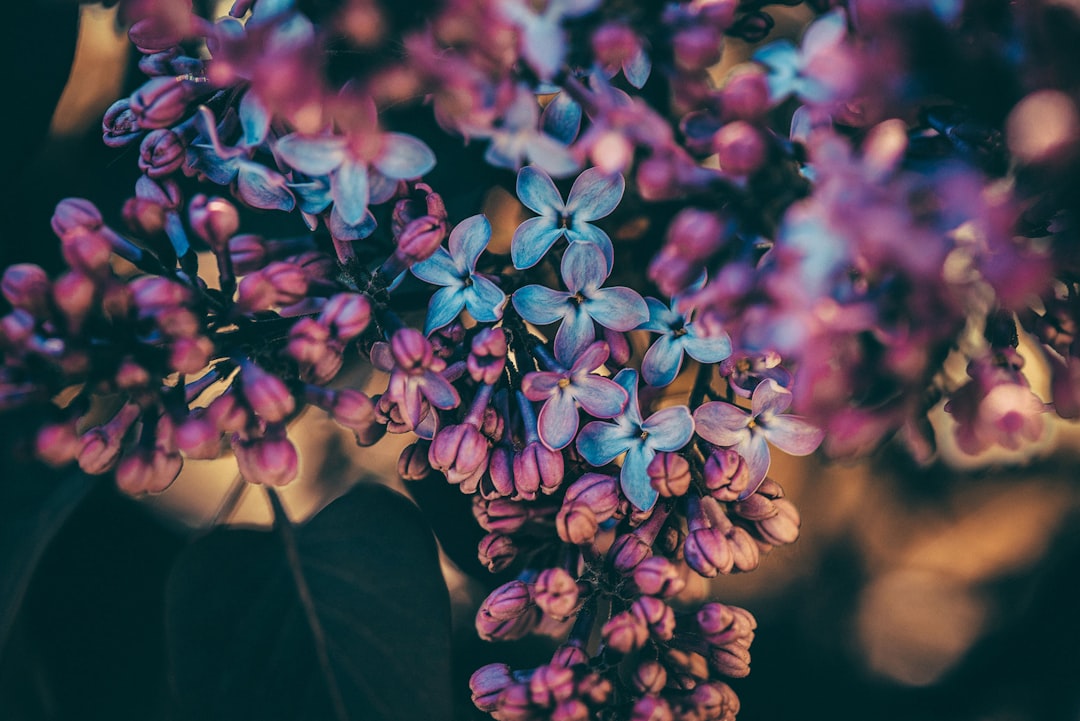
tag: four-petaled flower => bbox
[411,215,507,334]
[752,8,851,106]
[639,288,732,387]
[512,164,624,270]
[577,368,695,511]
[466,85,579,178]
[693,379,824,499]
[512,242,648,364]
[497,0,602,81]
[521,341,628,451]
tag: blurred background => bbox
[4,3,1080,720]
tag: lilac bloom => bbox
[497,0,602,81]
[512,242,647,364]
[411,215,507,334]
[752,8,849,106]
[512,165,624,270]
[639,290,732,388]
[468,85,579,178]
[720,351,793,399]
[521,341,628,450]
[693,379,824,499]
[576,368,694,511]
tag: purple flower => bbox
[411,214,507,334]
[512,164,624,270]
[639,290,732,387]
[497,0,602,81]
[720,351,792,399]
[386,328,461,430]
[752,8,851,106]
[520,341,628,450]
[512,242,648,364]
[577,368,695,511]
[693,379,824,499]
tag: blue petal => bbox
[641,335,685,387]
[565,167,624,222]
[541,92,582,145]
[641,405,694,451]
[620,443,658,511]
[576,420,633,466]
[682,330,733,364]
[239,91,270,147]
[420,370,461,410]
[186,145,239,185]
[328,206,377,241]
[638,297,682,333]
[511,216,564,270]
[562,242,608,293]
[564,224,613,272]
[235,160,296,211]
[275,133,346,176]
[517,165,563,216]
[611,368,643,427]
[513,285,570,325]
[554,307,596,365]
[622,46,651,89]
[463,275,507,322]
[368,169,399,204]
[449,214,492,270]
[373,133,436,179]
[424,285,466,334]
[331,159,370,227]
[289,178,332,214]
[586,287,648,331]
[525,134,581,178]
[411,247,460,286]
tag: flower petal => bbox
[639,297,682,333]
[424,285,466,334]
[331,158,370,227]
[751,378,793,420]
[449,214,492,269]
[737,433,771,500]
[328,206,377,241]
[562,241,609,293]
[511,216,565,270]
[569,341,611,376]
[586,287,649,332]
[565,167,625,222]
[275,133,346,177]
[620,442,658,512]
[235,161,296,212]
[642,405,694,451]
[576,420,633,466]
[681,330,732,364]
[541,92,582,145]
[564,224,614,272]
[512,285,570,325]
[463,275,507,323]
[554,306,596,365]
[526,133,581,178]
[622,46,651,89]
[641,335,685,387]
[521,371,562,400]
[239,91,270,147]
[693,402,751,447]
[373,132,436,179]
[421,369,461,410]
[762,414,824,456]
[572,375,627,418]
[516,165,563,216]
[537,391,579,450]
[411,247,461,286]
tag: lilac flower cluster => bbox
[4,0,1080,718]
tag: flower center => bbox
[747,418,757,430]
[559,213,573,230]
[558,378,571,389]
[736,358,752,373]
[569,292,585,306]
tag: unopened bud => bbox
[601,610,648,654]
[704,449,750,501]
[232,427,299,486]
[130,76,199,129]
[240,363,295,423]
[477,532,517,573]
[474,497,531,534]
[139,128,186,178]
[189,194,239,252]
[631,695,674,721]
[533,568,579,619]
[102,98,142,147]
[633,555,686,598]
[632,596,675,640]
[556,502,598,545]
[394,215,446,265]
[648,452,691,497]
[470,663,514,713]
[2,264,51,317]
[468,327,507,384]
[319,293,371,341]
[632,659,667,695]
[429,422,489,487]
[608,532,653,574]
[713,121,767,176]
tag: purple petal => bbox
[331,159,370,227]
[554,307,596,365]
[586,287,649,332]
[737,433,771,500]
[513,285,570,325]
[521,371,562,400]
[421,370,461,410]
[572,375,627,418]
[424,285,466,334]
[537,391,578,450]
[541,92,582,145]
[400,377,425,429]
[576,420,633,466]
[463,276,507,322]
[512,216,565,270]
[620,443,658,512]
[751,378,793,420]
[328,206,377,241]
[681,330,732,364]
[762,415,824,456]
[449,214,492,269]
[641,405,694,451]
[562,242,609,293]
[236,161,295,212]
[693,402,751,447]
[368,169,399,204]
[411,247,460,286]
[564,224,613,272]
[274,133,346,177]
[516,165,563,216]
[373,132,436,179]
[641,335,685,387]
[569,341,611,376]
[565,167,624,222]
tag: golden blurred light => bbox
[1006,90,1080,166]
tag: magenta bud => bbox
[697,603,756,648]
[287,318,331,365]
[77,404,141,476]
[608,532,653,574]
[721,67,770,121]
[556,502,599,545]
[116,444,183,495]
[207,391,251,433]
[1,309,35,348]
[474,497,531,534]
[704,449,750,501]
[551,642,589,668]
[319,293,371,341]
[710,643,751,678]
[175,411,222,459]
[35,421,81,467]
[236,262,309,312]
[51,198,103,240]
[122,196,167,236]
[647,452,691,497]
[713,121,767,176]
[130,76,198,130]
[128,14,185,54]
[169,335,212,374]
[241,363,296,423]
[61,229,112,276]
[484,445,515,499]
[667,208,725,260]
[494,682,534,719]
[529,664,575,707]
[684,527,733,577]
[232,427,299,486]
[469,663,514,713]
[138,129,186,178]
[394,215,446,266]
[632,659,668,695]
[551,699,589,721]
[332,389,383,446]
[631,695,674,721]
[591,22,638,68]
[390,327,435,371]
[429,422,490,486]
[754,497,800,546]
[477,532,517,573]
[601,610,649,655]
[468,327,508,384]
[692,681,740,719]
[229,234,269,274]
[636,153,679,201]
[673,25,722,72]
[396,441,431,481]
[576,671,613,706]
[631,596,675,641]
[52,271,96,333]
[633,556,686,598]
[730,492,777,522]
[513,442,564,500]
[189,194,239,252]
[481,580,533,621]
[2,264,51,317]
[533,568,579,619]
[563,473,620,521]
[102,98,142,147]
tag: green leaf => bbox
[165,482,454,721]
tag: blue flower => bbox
[512,164,624,270]
[467,85,579,178]
[512,241,647,364]
[752,8,849,106]
[639,287,733,388]
[497,0,602,81]
[576,368,695,511]
[411,214,506,334]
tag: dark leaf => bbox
[166,482,454,721]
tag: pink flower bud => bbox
[484,445,515,499]
[102,98,142,147]
[390,327,435,371]
[229,234,269,274]
[533,568,579,619]
[631,695,674,721]
[395,215,447,265]
[477,580,533,624]
[52,271,96,334]
[720,67,770,121]
[115,443,183,495]
[287,318,331,365]
[470,663,514,713]
[601,610,648,654]
[319,293,371,341]
[713,121,767,176]
[513,442,564,500]
[51,198,103,240]
[648,452,691,497]
[138,128,186,178]
[128,14,185,54]
[189,194,239,253]
[697,603,756,648]
[122,196,166,236]
[729,526,760,572]
[1,309,35,348]
[704,449,750,501]
[684,527,734,577]
[591,23,638,68]
[169,335,213,374]
[529,664,575,707]
[241,363,295,423]
[468,328,507,384]
[494,682,534,720]
[2,264,51,318]
[77,403,141,475]
[35,420,81,467]
[636,153,679,201]
[474,497,530,534]
[398,441,433,481]
[551,642,589,668]
[130,76,199,129]
[232,427,299,486]
[710,644,751,678]
[61,229,112,276]
[207,390,251,433]
[555,502,598,545]
[130,275,191,316]
[551,699,589,721]
[601,327,632,367]
[665,647,711,684]
[754,497,800,546]
[328,389,381,445]
[730,492,777,522]
[691,681,740,720]
[648,247,699,299]
[632,659,668,694]
[632,596,675,640]
[175,410,222,459]
[236,262,310,312]
[633,556,686,598]
[429,423,490,487]
[666,208,725,261]
[608,532,653,574]
[563,473,620,521]
[576,671,613,706]
[672,25,722,72]
[477,532,517,573]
